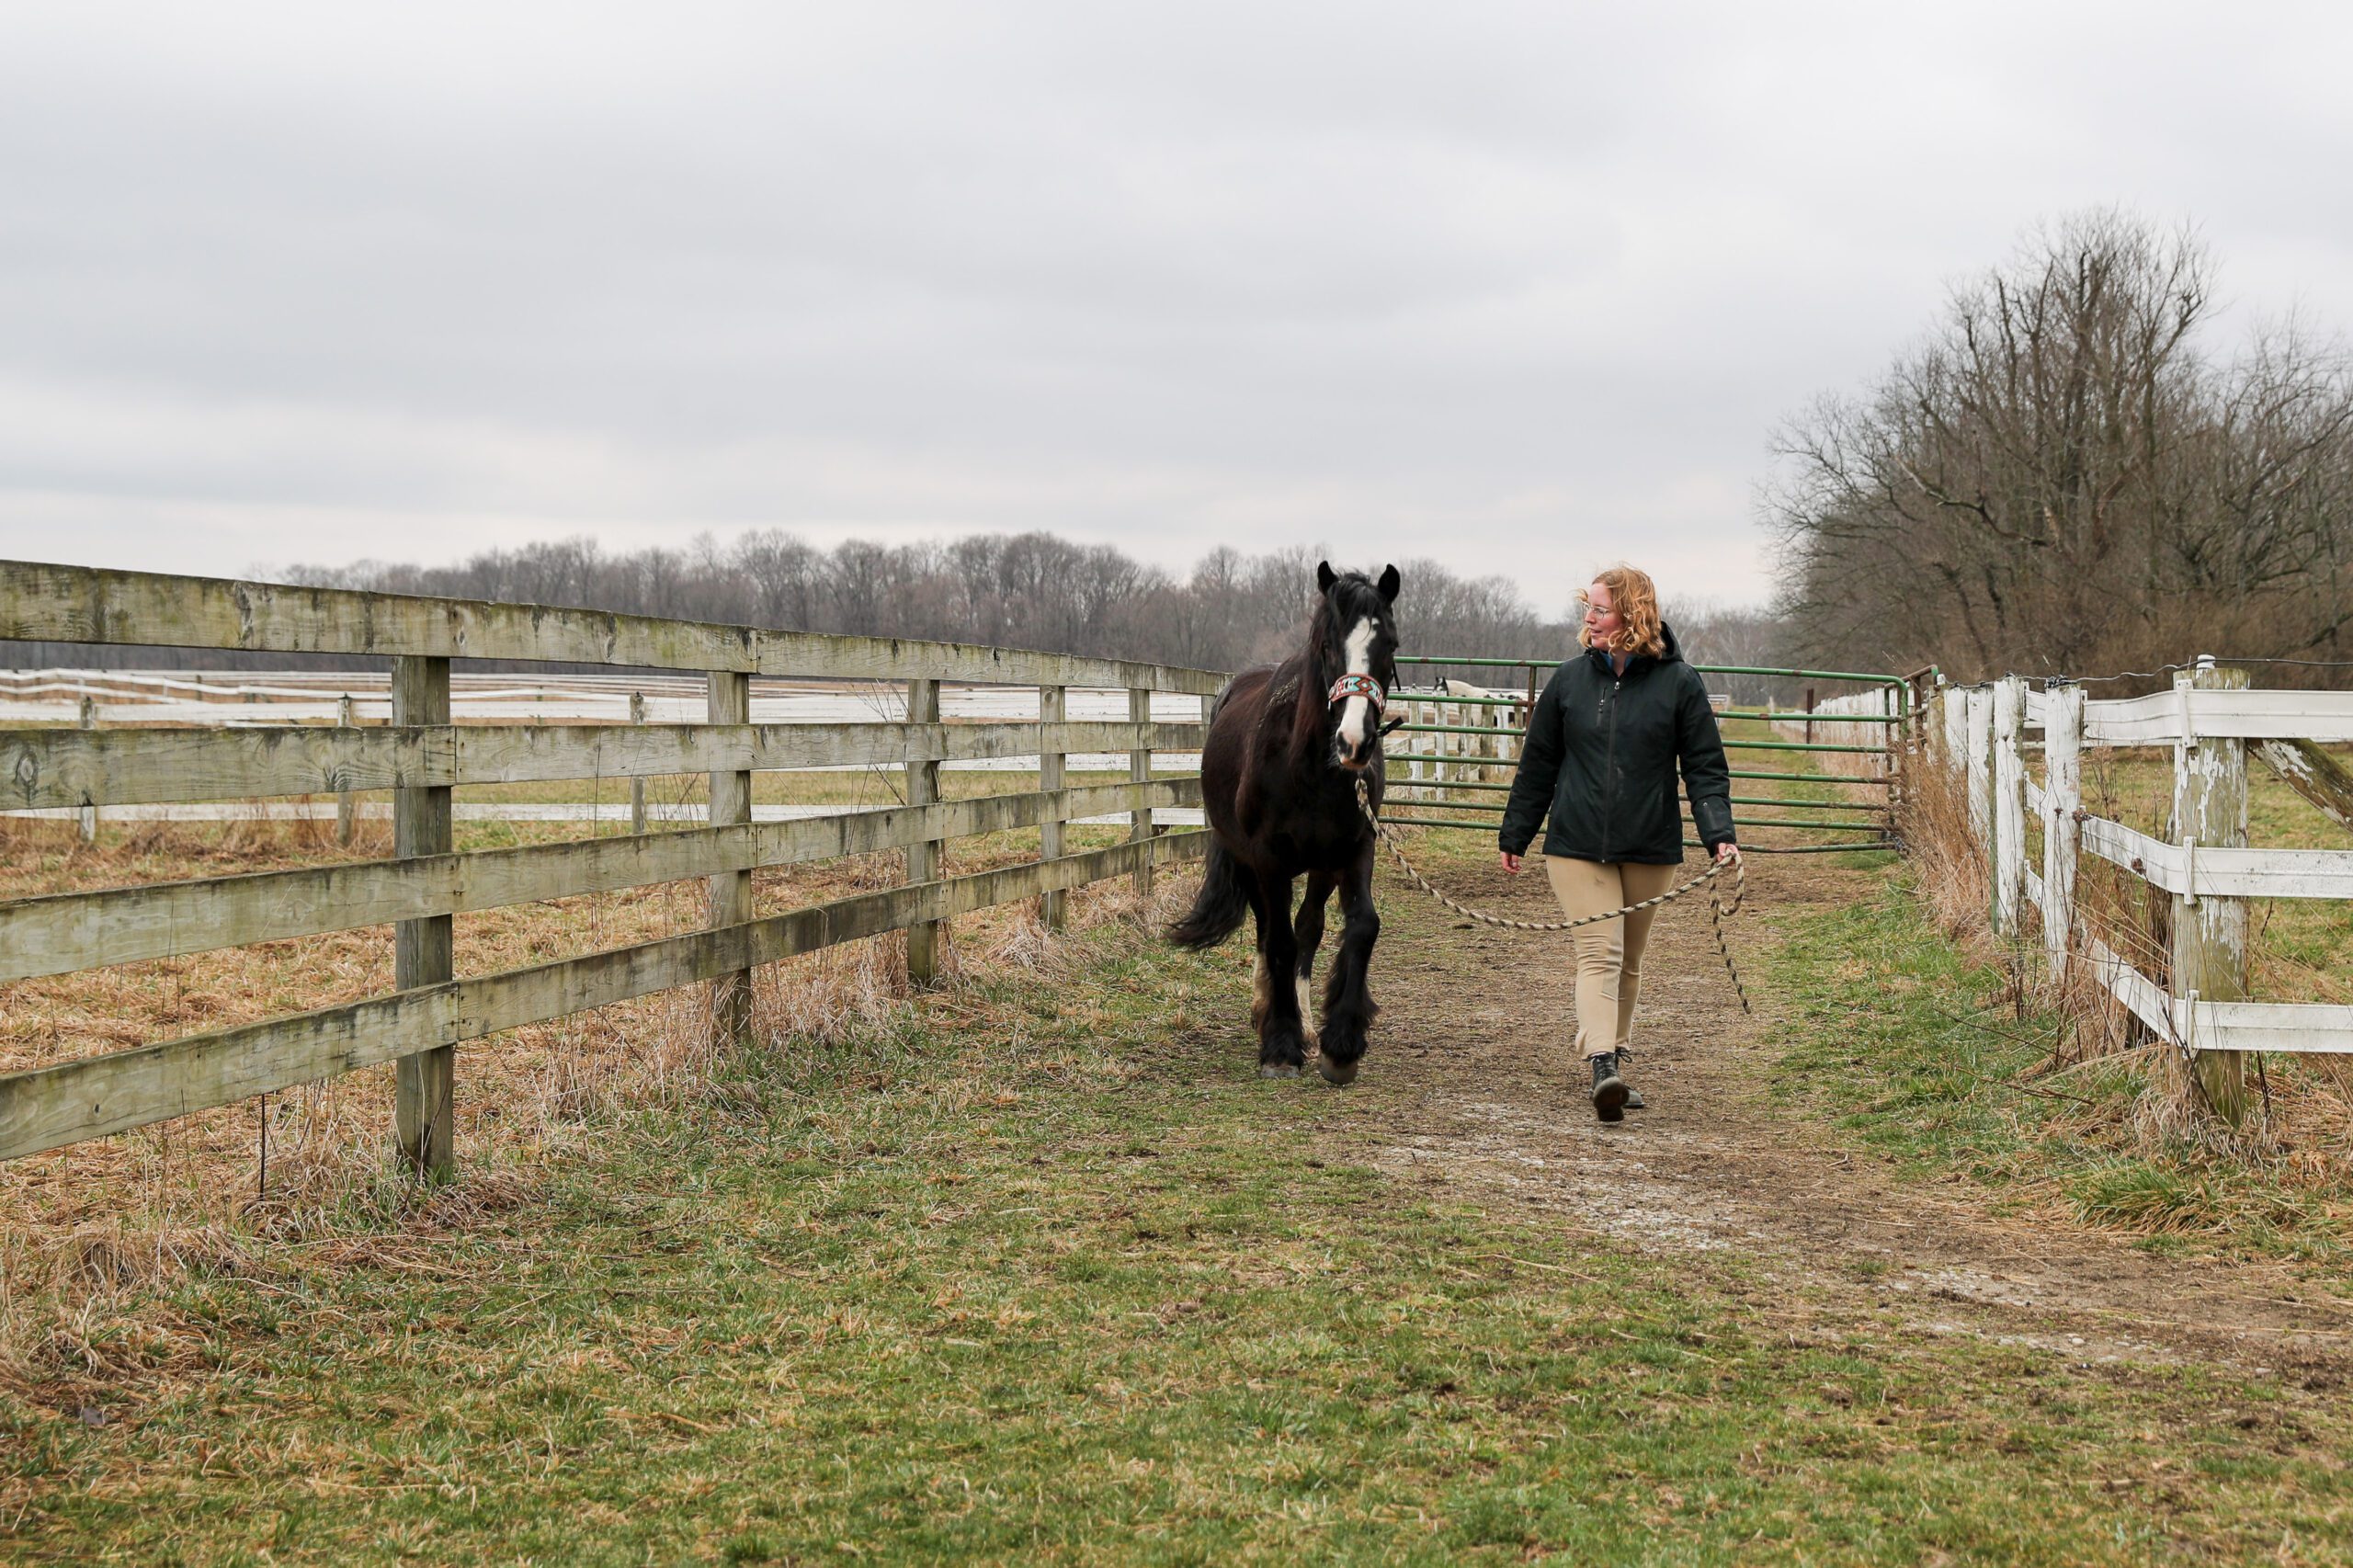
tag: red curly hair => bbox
[1577,564,1665,658]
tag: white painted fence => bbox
[1768,685,1901,759]
[1392,680,1524,807]
[1,669,1207,827]
[1934,666,2353,1074]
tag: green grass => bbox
[10,903,2353,1562]
[1764,871,2353,1269]
[2074,745,2353,1001]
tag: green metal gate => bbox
[1381,655,1926,855]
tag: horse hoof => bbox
[1315,1055,1359,1086]
[1259,1062,1302,1080]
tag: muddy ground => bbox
[1304,848,2353,1392]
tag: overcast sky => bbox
[5,2,2350,617]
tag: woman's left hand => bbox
[1714,842,1741,865]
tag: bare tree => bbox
[1767,209,2353,686]
[733,529,824,630]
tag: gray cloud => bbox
[5,1,2351,616]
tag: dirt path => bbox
[1314,848,2353,1385]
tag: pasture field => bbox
[7,869,2353,1564]
[2063,745,2353,1006]
[0,765,1165,1297]
[6,746,2353,1562]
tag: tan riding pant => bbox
[1544,856,1680,1060]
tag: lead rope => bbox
[1353,775,1751,1015]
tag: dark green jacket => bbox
[1497,626,1734,864]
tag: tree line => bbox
[2,527,1811,702]
[1766,209,2353,689]
[288,531,1577,681]
[4,533,1613,684]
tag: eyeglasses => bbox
[1576,597,1618,619]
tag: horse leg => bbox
[1315,846,1381,1085]
[1245,868,1275,1035]
[1248,869,1309,1079]
[1292,869,1335,1046]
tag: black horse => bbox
[1171,562,1401,1084]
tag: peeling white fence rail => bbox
[1930,664,2353,1115]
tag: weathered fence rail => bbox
[1,719,1205,808]
[0,562,1223,1173]
[1934,663,2353,1119]
[0,667,1199,728]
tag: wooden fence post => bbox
[1039,684,1067,930]
[1964,686,1993,843]
[393,654,455,1179]
[708,670,755,1042]
[1940,680,1966,783]
[335,694,358,846]
[77,695,97,845]
[1404,699,1424,800]
[905,676,942,983]
[629,690,648,835]
[2044,683,2084,982]
[1993,676,2027,936]
[1130,687,1154,897]
[2172,661,2250,1123]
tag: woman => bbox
[1496,565,1738,1123]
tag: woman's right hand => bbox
[1499,852,1522,874]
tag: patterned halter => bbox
[1326,673,1387,711]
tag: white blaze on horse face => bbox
[1338,616,1378,756]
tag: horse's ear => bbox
[1377,563,1401,603]
[1316,560,1337,594]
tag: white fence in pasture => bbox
[0,667,1208,733]
[1932,665,2353,1102]
[1769,686,1903,763]
[1392,680,1525,797]
[1,668,1210,828]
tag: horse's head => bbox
[1313,560,1402,773]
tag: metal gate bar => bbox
[1384,652,1915,854]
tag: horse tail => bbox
[1167,839,1250,949]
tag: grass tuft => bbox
[1768,869,2353,1267]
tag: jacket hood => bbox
[1583,620,1684,673]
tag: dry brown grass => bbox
[0,806,1197,1406]
[1893,743,1990,947]
[1896,735,2353,1161]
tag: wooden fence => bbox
[1933,661,2353,1119]
[0,562,1224,1175]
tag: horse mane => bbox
[1289,570,1385,755]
